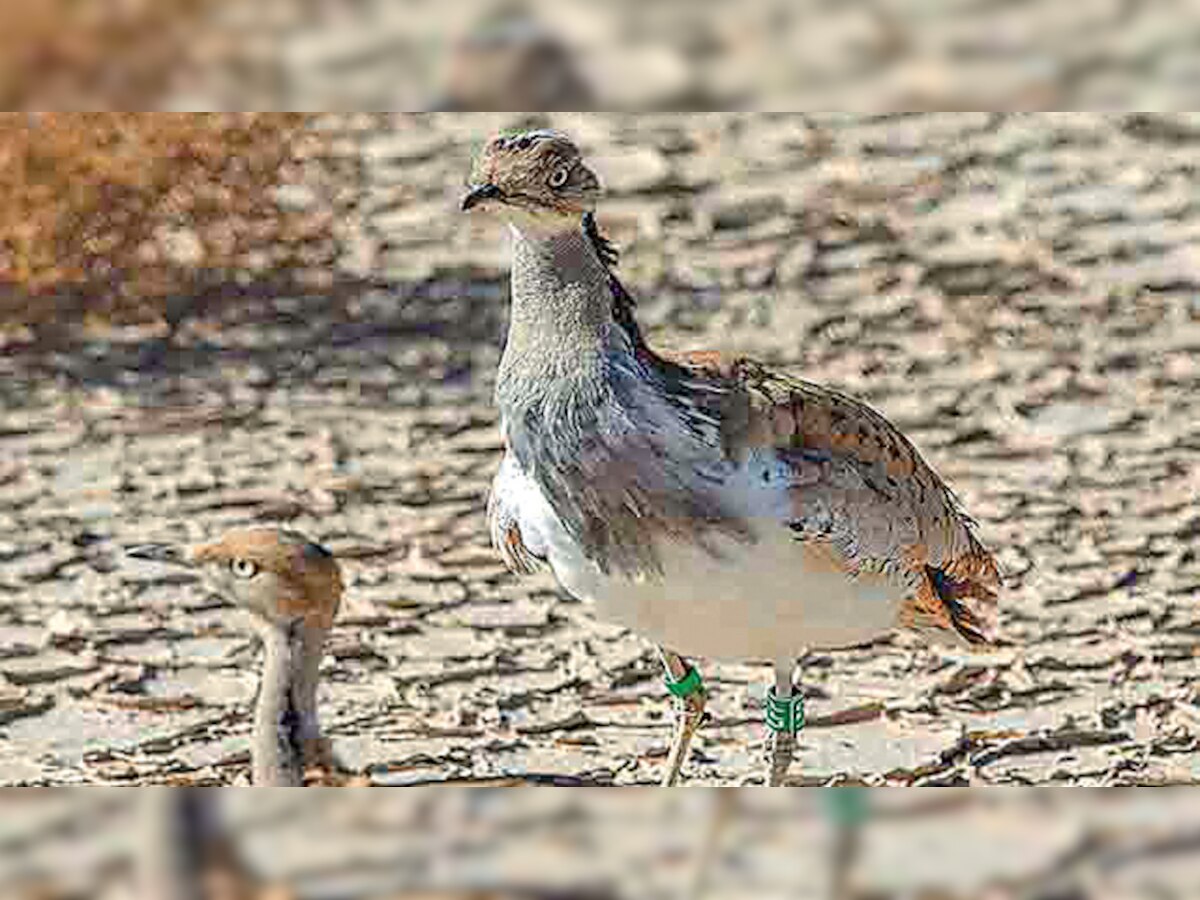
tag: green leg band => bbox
[764,685,805,735]
[664,665,704,700]
[824,787,869,826]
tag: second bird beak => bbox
[126,543,193,568]
[461,183,503,211]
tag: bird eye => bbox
[230,559,259,579]
[549,168,570,189]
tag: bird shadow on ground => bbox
[0,270,511,405]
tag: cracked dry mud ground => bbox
[4,790,1200,898]
[1,115,1198,798]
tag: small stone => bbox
[0,677,53,726]
[0,650,98,686]
[591,146,671,195]
[155,226,205,267]
[441,602,549,632]
[46,610,90,641]
[273,183,318,211]
[1024,403,1124,438]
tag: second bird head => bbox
[462,130,601,232]
[126,527,342,632]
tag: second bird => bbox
[463,130,1002,786]
[127,527,343,787]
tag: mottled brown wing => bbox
[662,350,1001,644]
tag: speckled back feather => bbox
[578,221,1000,643]
[686,355,1000,643]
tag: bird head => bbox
[461,130,601,231]
[127,527,342,631]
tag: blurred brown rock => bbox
[433,5,593,111]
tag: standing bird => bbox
[127,527,344,787]
[462,131,1001,786]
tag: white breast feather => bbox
[494,448,907,661]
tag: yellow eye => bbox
[549,168,570,189]
[230,559,259,579]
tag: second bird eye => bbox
[549,168,569,188]
[231,559,259,579]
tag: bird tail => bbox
[924,555,1000,646]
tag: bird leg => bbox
[659,647,707,787]
[824,787,869,900]
[686,789,738,900]
[765,658,803,786]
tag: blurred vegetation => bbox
[0,113,325,333]
[0,0,224,109]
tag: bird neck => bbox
[137,789,243,900]
[252,620,325,787]
[498,221,619,410]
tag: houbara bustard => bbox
[462,130,1001,786]
[128,527,347,787]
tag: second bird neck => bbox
[498,223,620,410]
[253,622,324,787]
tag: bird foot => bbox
[661,666,707,787]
